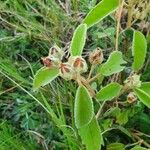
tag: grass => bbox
[0,1,83,149]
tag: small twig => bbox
[115,0,124,51]
[65,0,71,15]
[96,101,106,119]
[88,64,95,80]
[18,54,34,77]
[132,132,150,148]
[125,141,142,149]
[89,73,101,83]
[132,129,150,138]
[0,85,18,95]
[127,0,133,28]
[144,54,150,73]
[27,130,48,150]
[57,0,66,12]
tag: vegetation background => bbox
[0,0,150,150]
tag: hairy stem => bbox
[80,76,95,97]
[132,132,150,148]
[88,64,95,80]
[89,73,101,83]
[127,1,133,28]
[96,101,106,119]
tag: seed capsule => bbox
[59,63,73,80]
[89,47,103,65]
[41,57,53,68]
[127,92,137,104]
[49,44,64,60]
[124,74,141,88]
[69,56,87,73]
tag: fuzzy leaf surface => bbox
[70,24,87,56]
[132,31,147,71]
[79,117,102,150]
[100,51,126,76]
[96,82,122,101]
[134,88,150,108]
[107,143,125,150]
[33,67,59,90]
[83,0,119,28]
[74,86,94,128]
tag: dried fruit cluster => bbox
[41,45,103,81]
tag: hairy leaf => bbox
[83,0,119,28]
[116,110,129,125]
[139,82,150,95]
[70,24,87,56]
[134,88,150,108]
[74,86,94,128]
[132,31,147,71]
[79,117,102,150]
[33,67,59,90]
[107,143,125,150]
[131,146,147,150]
[100,51,126,76]
[96,82,122,101]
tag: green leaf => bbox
[96,82,122,101]
[100,51,126,76]
[114,125,132,138]
[139,82,150,95]
[134,88,150,108]
[74,86,94,128]
[116,110,130,125]
[33,67,59,90]
[83,0,119,28]
[101,119,113,131]
[131,146,147,150]
[79,117,102,150]
[70,24,87,56]
[97,27,115,38]
[132,31,147,71]
[107,143,125,150]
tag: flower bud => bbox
[89,47,103,65]
[49,44,64,60]
[69,56,87,73]
[59,63,73,80]
[127,92,137,104]
[124,74,141,88]
[41,57,53,68]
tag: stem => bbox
[88,64,95,80]
[127,1,133,28]
[96,84,130,119]
[115,0,124,51]
[96,101,106,119]
[132,133,150,148]
[80,76,95,97]
[89,73,101,83]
